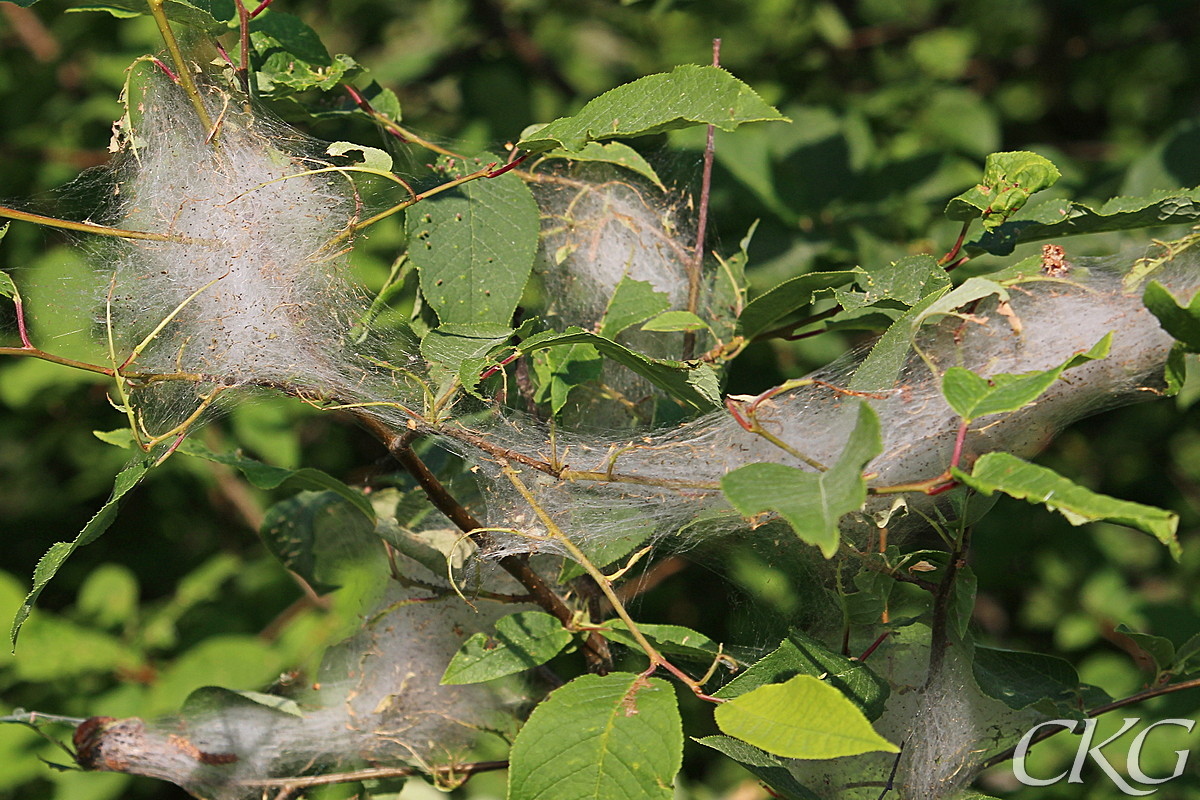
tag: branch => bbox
[238,759,508,790]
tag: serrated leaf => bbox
[507,672,682,800]
[737,271,859,339]
[945,151,1061,231]
[260,491,379,591]
[952,452,1179,557]
[11,460,151,648]
[1144,280,1200,352]
[969,189,1200,256]
[715,675,898,759]
[694,736,820,800]
[722,402,881,557]
[409,156,539,326]
[442,611,573,685]
[641,310,709,332]
[599,621,723,662]
[519,65,786,153]
[599,277,672,339]
[972,646,1082,710]
[942,333,1112,421]
[538,142,665,189]
[714,629,889,720]
[518,327,719,411]
[840,254,951,310]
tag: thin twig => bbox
[239,759,509,789]
[683,38,721,360]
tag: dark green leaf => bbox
[409,157,540,327]
[969,189,1200,256]
[722,402,881,556]
[599,621,723,662]
[442,611,574,685]
[714,674,898,759]
[737,271,858,339]
[518,65,786,154]
[69,0,227,32]
[11,460,150,648]
[507,672,682,800]
[953,452,1179,557]
[941,334,1111,421]
[972,646,1081,710]
[1114,624,1176,673]
[259,491,379,591]
[694,736,820,800]
[250,10,330,65]
[715,629,889,720]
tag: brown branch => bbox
[352,413,612,674]
[682,38,721,360]
[240,759,509,790]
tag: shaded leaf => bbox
[1114,624,1176,673]
[507,672,682,800]
[1144,280,1200,352]
[694,736,820,800]
[722,403,881,556]
[714,675,898,759]
[250,10,330,65]
[737,271,858,339]
[69,0,227,32]
[953,452,1179,557]
[442,611,574,685]
[599,621,723,662]
[519,65,786,154]
[599,277,672,339]
[972,646,1081,710]
[259,491,379,591]
[11,460,150,648]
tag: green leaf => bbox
[537,142,665,189]
[507,672,682,800]
[260,491,379,591]
[69,0,227,32]
[969,189,1200,256]
[1144,280,1200,352]
[519,327,720,411]
[1113,624,1176,673]
[11,460,150,648]
[409,156,540,326]
[599,277,672,339]
[599,621,724,662]
[442,611,574,685]
[945,151,1061,231]
[518,65,786,153]
[737,271,859,339]
[972,646,1082,710]
[250,10,331,65]
[953,452,1180,557]
[941,333,1112,421]
[837,255,950,311]
[715,675,898,759]
[722,402,881,556]
[641,310,709,332]
[694,736,820,800]
[714,629,889,720]
[1172,632,1200,671]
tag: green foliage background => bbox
[3,1,1200,798]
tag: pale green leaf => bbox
[715,675,898,759]
[537,142,665,189]
[953,452,1179,557]
[442,611,574,685]
[599,277,672,339]
[325,141,393,171]
[599,621,723,662]
[641,310,709,332]
[519,65,786,153]
[507,672,682,800]
[945,151,1061,231]
[722,403,880,557]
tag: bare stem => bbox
[239,760,509,790]
[0,205,216,244]
[682,38,721,360]
[146,0,213,132]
